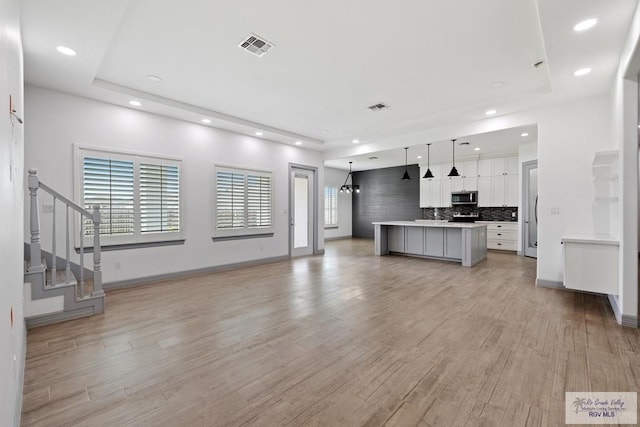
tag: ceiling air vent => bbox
[238,33,274,57]
[368,103,389,111]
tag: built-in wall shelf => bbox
[593,196,619,203]
[591,149,619,241]
[592,150,619,166]
[592,151,618,198]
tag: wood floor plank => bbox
[21,239,640,426]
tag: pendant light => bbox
[339,161,360,193]
[422,143,434,178]
[448,139,459,177]
[401,147,411,180]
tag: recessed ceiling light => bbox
[147,75,162,82]
[352,139,359,144]
[295,141,302,145]
[489,81,506,88]
[574,67,592,77]
[474,147,480,151]
[521,132,529,137]
[417,155,422,159]
[255,131,263,136]
[129,100,141,107]
[574,18,598,32]
[485,109,497,116]
[56,46,76,56]
[201,118,211,124]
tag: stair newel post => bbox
[79,214,84,296]
[28,169,43,272]
[65,206,71,284]
[51,197,57,285]
[91,205,104,297]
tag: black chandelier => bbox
[340,161,360,193]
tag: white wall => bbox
[611,2,640,321]
[24,86,325,290]
[534,96,613,283]
[0,0,25,424]
[517,141,537,253]
[323,167,352,239]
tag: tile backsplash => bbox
[422,206,518,221]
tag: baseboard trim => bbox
[314,249,325,255]
[25,306,95,329]
[103,255,290,291]
[14,323,26,427]
[622,315,639,328]
[535,278,565,289]
[324,236,352,242]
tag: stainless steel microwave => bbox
[451,191,478,205]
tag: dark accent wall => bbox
[352,164,421,239]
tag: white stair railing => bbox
[27,169,104,298]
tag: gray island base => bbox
[372,221,488,267]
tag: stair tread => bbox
[45,269,77,287]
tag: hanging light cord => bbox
[452,139,456,166]
[341,163,353,188]
[405,147,408,171]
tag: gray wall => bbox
[352,164,421,238]
[324,167,353,239]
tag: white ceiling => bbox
[21,0,639,160]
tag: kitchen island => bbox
[372,220,487,267]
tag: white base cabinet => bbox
[477,221,517,251]
[562,235,619,295]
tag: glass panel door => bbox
[290,167,315,257]
[524,161,538,258]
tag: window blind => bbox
[247,174,272,228]
[78,148,183,246]
[324,186,338,225]
[82,157,134,236]
[140,163,180,233]
[214,166,273,236]
[216,170,246,229]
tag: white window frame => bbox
[212,164,274,238]
[74,145,184,247]
[324,186,338,227]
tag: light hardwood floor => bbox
[21,239,640,426]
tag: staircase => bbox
[24,169,105,328]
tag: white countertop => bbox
[372,220,487,229]
[475,220,518,224]
[561,234,619,246]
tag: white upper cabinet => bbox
[477,176,492,207]
[505,174,519,206]
[478,159,493,177]
[440,178,452,207]
[505,156,519,175]
[462,160,478,178]
[478,156,518,176]
[419,155,518,208]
